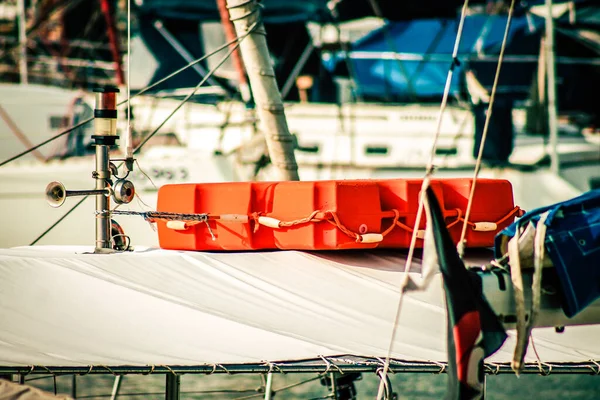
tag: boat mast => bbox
[17,0,28,84]
[226,0,300,181]
[545,0,559,174]
[216,0,251,103]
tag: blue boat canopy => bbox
[324,14,546,101]
[325,8,598,103]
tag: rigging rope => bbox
[375,0,472,397]
[132,35,252,154]
[458,0,516,257]
[27,24,258,245]
[0,33,248,167]
[376,1,517,398]
[30,196,88,246]
[0,103,46,162]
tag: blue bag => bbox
[495,189,600,318]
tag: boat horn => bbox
[45,180,135,208]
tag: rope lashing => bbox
[99,210,210,223]
[101,205,521,244]
[252,210,392,243]
[449,206,524,233]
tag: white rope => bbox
[375,1,472,398]
[125,0,133,159]
[457,0,516,257]
[378,2,519,395]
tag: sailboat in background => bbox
[1,1,600,399]
[1,0,598,248]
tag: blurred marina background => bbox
[0,0,599,398]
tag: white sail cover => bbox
[0,246,599,367]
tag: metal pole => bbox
[545,0,559,175]
[17,0,28,84]
[281,42,315,99]
[93,87,120,251]
[125,0,134,163]
[165,374,180,400]
[95,142,111,250]
[153,20,222,88]
[482,373,487,399]
[71,375,77,399]
[110,375,122,400]
[2,361,600,375]
[263,373,274,400]
[64,188,111,198]
[330,372,338,400]
[226,0,300,181]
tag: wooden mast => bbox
[226,0,299,181]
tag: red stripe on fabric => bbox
[452,310,481,383]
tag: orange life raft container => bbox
[156,178,521,251]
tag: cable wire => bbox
[125,0,133,159]
[0,33,247,167]
[29,196,88,245]
[27,22,257,244]
[375,1,471,398]
[458,0,516,257]
[132,38,247,154]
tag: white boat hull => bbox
[0,83,598,248]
